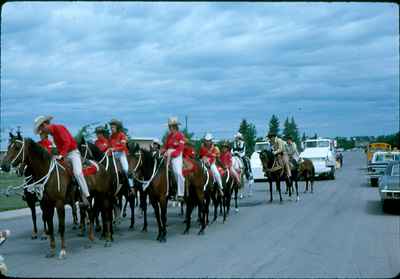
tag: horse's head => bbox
[127,142,155,179]
[259,149,275,171]
[1,132,24,172]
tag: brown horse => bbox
[127,143,168,242]
[259,149,292,203]
[1,135,114,258]
[182,158,213,235]
[78,139,136,230]
[298,159,315,193]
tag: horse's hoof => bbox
[129,224,134,230]
[40,235,48,240]
[72,225,77,230]
[235,208,239,213]
[122,213,127,218]
[198,230,205,235]
[104,241,112,248]
[95,226,102,233]
[46,250,55,258]
[31,235,38,240]
[183,229,189,235]
[142,228,147,233]
[296,197,300,202]
[59,249,66,260]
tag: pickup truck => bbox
[378,161,400,211]
[299,138,337,179]
[368,151,400,186]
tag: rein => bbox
[131,150,164,192]
[10,139,25,166]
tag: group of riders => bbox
[30,115,301,205]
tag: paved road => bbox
[1,151,399,278]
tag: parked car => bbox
[250,141,270,181]
[378,161,400,211]
[299,138,337,179]
[368,151,400,187]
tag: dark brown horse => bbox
[259,150,292,203]
[1,135,114,258]
[127,143,168,242]
[298,159,315,193]
[78,139,136,230]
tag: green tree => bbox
[301,132,306,142]
[290,116,301,148]
[282,117,291,140]
[238,119,257,157]
[268,114,280,136]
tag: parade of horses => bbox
[0,115,315,260]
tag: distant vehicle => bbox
[299,138,336,179]
[250,141,270,181]
[378,161,400,211]
[368,151,400,186]
[336,148,344,152]
[367,142,391,163]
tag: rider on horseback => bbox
[220,141,241,185]
[232,132,253,180]
[109,119,133,190]
[285,136,300,166]
[199,133,224,196]
[160,117,186,201]
[34,115,91,207]
[95,126,110,153]
[267,132,291,179]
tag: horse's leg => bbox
[55,201,66,259]
[183,193,193,234]
[103,197,112,247]
[287,177,292,199]
[149,197,162,241]
[122,194,128,218]
[234,183,239,212]
[212,193,219,223]
[295,176,299,201]
[44,205,56,258]
[160,196,168,242]
[78,204,86,237]
[311,175,314,193]
[277,179,283,203]
[128,193,135,229]
[71,202,78,230]
[269,179,273,202]
[141,191,148,232]
[40,200,48,240]
[27,195,38,239]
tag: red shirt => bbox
[183,145,195,159]
[109,132,128,154]
[220,151,232,168]
[38,138,53,154]
[162,131,185,158]
[47,124,77,157]
[199,144,218,164]
[95,136,109,153]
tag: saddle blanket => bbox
[182,157,197,177]
[82,160,100,177]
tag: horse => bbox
[259,149,292,203]
[182,158,213,235]
[298,159,315,193]
[1,134,114,258]
[78,139,136,230]
[16,161,79,240]
[127,143,169,242]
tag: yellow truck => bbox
[367,142,391,163]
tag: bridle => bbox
[10,139,25,167]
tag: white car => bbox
[300,138,337,179]
[250,141,270,181]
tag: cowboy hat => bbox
[235,132,243,139]
[33,115,53,135]
[167,117,181,126]
[204,133,213,141]
[95,126,106,134]
[267,131,277,138]
[109,119,123,128]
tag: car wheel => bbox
[370,178,378,187]
[382,200,390,212]
[330,167,335,180]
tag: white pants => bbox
[210,163,223,190]
[169,153,185,197]
[230,166,241,185]
[113,151,133,187]
[66,149,90,197]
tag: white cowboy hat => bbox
[167,117,181,126]
[204,133,213,141]
[33,115,53,135]
[235,132,243,139]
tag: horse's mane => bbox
[26,138,51,162]
[87,142,104,161]
[128,142,160,179]
[260,149,274,168]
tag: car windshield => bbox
[305,141,330,148]
[375,154,398,162]
[391,164,400,176]
[394,154,400,161]
[255,143,269,152]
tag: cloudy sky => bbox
[1,2,399,148]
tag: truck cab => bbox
[299,138,337,179]
[250,141,270,181]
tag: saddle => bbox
[182,157,197,177]
[57,159,99,177]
